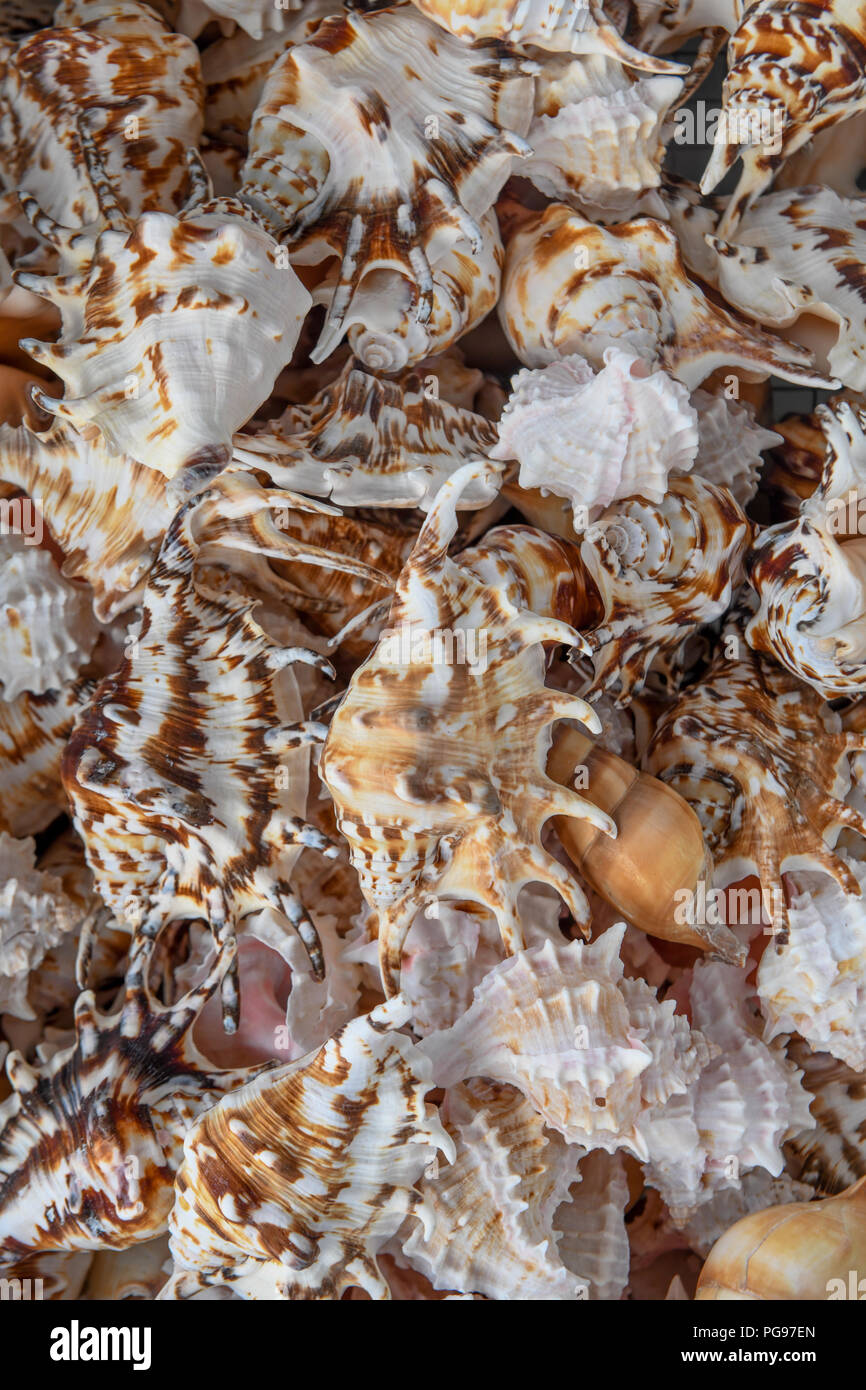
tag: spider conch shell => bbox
[0,928,247,1263]
[0,0,204,226]
[319,463,616,993]
[62,473,384,985]
[161,996,453,1300]
[0,680,90,838]
[498,202,833,389]
[700,188,866,389]
[234,355,500,511]
[239,8,533,364]
[408,0,687,70]
[402,1080,588,1300]
[522,55,683,216]
[786,1045,866,1195]
[756,861,866,1071]
[643,616,866,929]
[490,348,699,524]
[18,138,312,484]
[701,0,866,234]
[418,927,713,1157]
[0,420,172,621]
[578,474,753,703]
[746,399,866,698]
[695,1178,866,1299]
[0,539,100,699]
[0,832,84,1020]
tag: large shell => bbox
[498,202,832,389]
[233,355,501,511]
[62,472,383,982]
[700,188,866,389]
[0,538,100,699]
[161,996,453,1300]
[700,0,866,233]
[402,1080,587,1300]
[239,8,533,363]
[418,926,714,1156]
[490,348,699,524]
[0,0,204,227]
[18,138,312,483]
[746,399,866,697]
[319,464,616,992]
[643,614,866,930]
[522,55,683,216]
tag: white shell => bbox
[691,389,781,507]
[0,539,100,698]
[0,833,83,1019]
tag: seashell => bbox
[399,904,507,1037]
[0,832,84,1020]
[239,8,533,364]
[0,0,204,226]
[408,0,687,70]
[0,420,172,622]
[62,472,383,984]
[402,1079,588,1300]
[319,464,617,992]
[0,925,249,1263]
[0,680,91,837]
[161,995,453,1300]
[522,55,683,215]
[746,399,866,697]
[679,1169,815,1258]
[234,354,501,511]
[554,1148,631,1300]
[0,1248,93,1299]
[490,348,700,525]
[0,538,100,699]
[785,1045,866,1195]
[643,614,866,930]
[577,474,753,703]
[695,1177,866,1299]
[181,0,303,41]
[700,0,866,234]
[498,202,833,389]
[82,1234,170,1300]
[630,0,745,49]
[700,188,866,389]
[418,926,713,1156]
[776,109,866,196]
[690,388,781,507]
[18,135,313,484]
[756,861,866,1071]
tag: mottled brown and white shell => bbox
[0,0,204,228]
[319,463,616,992]
[19,139,312,484]
[498,202,832,389]
[0,680,91,838]
[746,399,866,698]
[161,996,453,1300]
[239,7,533,363]
[234,355,501,511]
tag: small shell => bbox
[701,0,866,233]
[319,464,615,992]
[644,614,866,927]
[0,832,83,1020]
[746,399,866,697]
[233,355,501,511]
[756,862,866,1071]
[554,1149,631,1301]
[19,139,312,483]
[240,8,533,363]
[490,348,699,525]
[695,1177,866,1300]
[161,996,453,1300]
[0,0,204,226]
[701,188,866,389]
[418,926,713,1156]
[82,1235,171,1301]
[498,202,832,389]
[402,1080,587,1300]
[522,56,683,215]
[690,389,780,507]
[0,539,99,698]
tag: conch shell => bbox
[696,1178,866,1299]
[498,202,832,388]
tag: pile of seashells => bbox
[1,0,866,1303]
